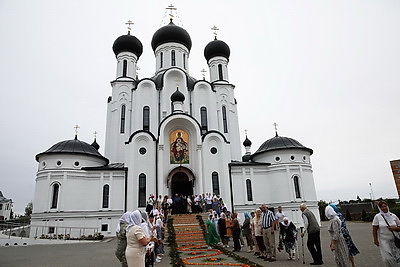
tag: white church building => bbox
[30,17,319,238]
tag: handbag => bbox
[381,214,400,249]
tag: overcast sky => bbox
[1,0,399,214]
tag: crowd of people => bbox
[115,194,400,267]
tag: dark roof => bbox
[91,138,100,150]
[36,136,109,164]
[204,38,230,61]
[151,20,192,52]
[0,191,12,203]
[170,88,185,102]
[82,163,126,171]
[112,33,143,58]
[252,135,313,157]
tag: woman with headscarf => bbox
[218,212,229,247]
[242,211,254,252]
[125,210,156,267]
[279,217,297,260]
[329,204,359,267]
[372,200,400,266]
[115,212,132,267]
[206,213,220,248]
[325,205,351,267]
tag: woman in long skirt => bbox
[279,217,297,260]
[325,206,351,267]
[330,204,359,267]
[372,200,400,266]
[115,212,132,267]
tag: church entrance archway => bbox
[168,167,195,197]
[171,172,193,196]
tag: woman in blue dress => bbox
[329,204,360,267]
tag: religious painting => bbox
[170,130,189,164]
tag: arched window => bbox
[246,179,253,201]
[222,106,228,133]
[183,54,186,69]
[212,172,220,195]
[138,173,146,207]
[120,105,126,133]
[143,106,150,131]
[51,183,59,209]
[218,64,223,80]
[160,52,163,68]
[122,60,127,77]
[200,107,208,134]
[293,175,301,198]
[102,184,110,208]
[171,50,176,66]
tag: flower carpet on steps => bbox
[171,214,261,267]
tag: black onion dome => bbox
[170,88,185,102]
[243,136,252,147]
[252,135,313,156]
[112,34,143,58]
[204,38,230,61]
[91,138,100,151]
[151,20,192,52]
[36,137,109,163]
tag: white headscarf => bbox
[325,205,338,220]
[379,204,395,225]
[140,210,151,237]
[281,217,291,227]
[116,212,132,233]
[126,210,143,232]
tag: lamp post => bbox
[369,182,375,200]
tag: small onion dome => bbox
[36,138,109,164]
[204,37,230,61]
[252,135,313,156]
[170,88,185,102]
[151,20,192,52]
[112,33,143,58]
[91,138,100,151]
[243,136,252,147]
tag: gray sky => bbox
[1,0,399,214]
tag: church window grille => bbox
[48,227,55,234]
[143,106,150,131]
[212,172,220,195]
[160,52,163,68]
[56,160,62,167]
[293,175,301,198]
[102,184,110,208]
[101,224,108,231]
[183,54,186,69]
[51,183,59,209]
[122,60,127,77]
[138,173,146,207]
[120,105,126,134]
[200,107,208,134]
[222,106,228,133]
[218,64,223,80]
[139,147,147,155]
[171,50,176,66]
[210,147,217,154]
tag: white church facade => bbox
[30,18,319,238]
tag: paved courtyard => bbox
[0,221,383,266]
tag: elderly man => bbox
[300,203,323,265]
[261,204,277,262]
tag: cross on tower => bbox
[94,131,98,139]
[74,125,80,139]
[125,20,134,34]
[201,69,207,80]
[245,129,248,136]
[273,122,278,136]
[175,78,180,88]
[166,4,177,20]
[211,25,219,39]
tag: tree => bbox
[25,202,33,218]
[345,209,352,221]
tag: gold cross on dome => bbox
[211,25,219,38]
[175,78,180,88]
[94,131,98,139]
[201,68,207,79]
[273,122,278,136]
[166,4,177,20]
[125,20,134,34]
[245,129,248,136]
[74,125,80,136]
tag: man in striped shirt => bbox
[261,204,278,262]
